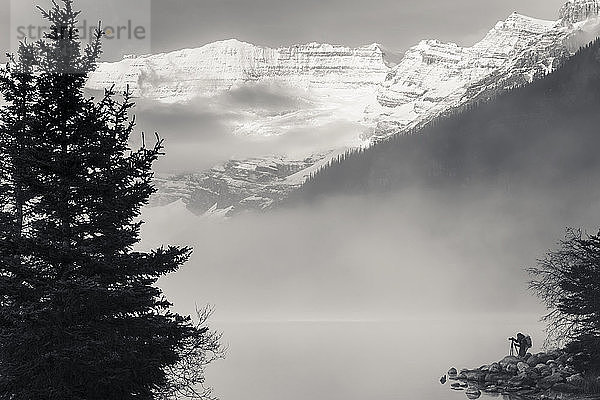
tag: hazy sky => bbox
[149,0,567,52]
[0,0,569,61]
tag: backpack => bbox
[525,335,532,348]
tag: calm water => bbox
[205,317,545,400]
[138,198,569,400]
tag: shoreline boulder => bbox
[465,386,482,399]
[517,362,530,373]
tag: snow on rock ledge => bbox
[560,0,600,24]
[90,0,600,215]
[86,40,392,102]
[370,11,589,140]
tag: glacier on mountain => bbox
[86,0,600,215]
[87,41,392,102]
[367,8,600,140]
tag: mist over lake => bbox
[137,186,599,399]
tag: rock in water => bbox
[465,371,486,382]
[448,367,458,377]
[465,386,482,399]
[484,373,504,383]
[484,385,499,393]
[440,375,447,384]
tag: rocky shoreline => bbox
[444,350,595,399]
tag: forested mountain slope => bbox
[297,39,600,205]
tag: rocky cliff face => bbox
[87,1,600,143]
[87,41,392,102]
[85,0,600,215]
[150,153,333,213]
[560,0,600,24]
[368,11,593,140]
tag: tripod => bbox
[509,339,516,356]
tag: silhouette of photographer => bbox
[508,333,532,357]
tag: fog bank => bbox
[139,188,599,323]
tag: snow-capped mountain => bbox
[369,13,574,139]
[149,152,339,213]
[87,41,393,102]
[86,0,600,215]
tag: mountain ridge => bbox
[87,40,393,102]
[83,0,600,215]
[296,37,600,206]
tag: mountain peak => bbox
[559,0,600,24]
[492,12,559,34]
[203,38,258,51]
[212,38,254,46]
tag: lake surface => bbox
[205,316,545,400]
[138,196,578,400]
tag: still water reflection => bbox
[205,316,545,400]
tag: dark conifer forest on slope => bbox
[296,38,600,207]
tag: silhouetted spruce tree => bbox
[529,229,600,374]
[0,1,221,399]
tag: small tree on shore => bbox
[529,228,600,374]
[0,1,223,398]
